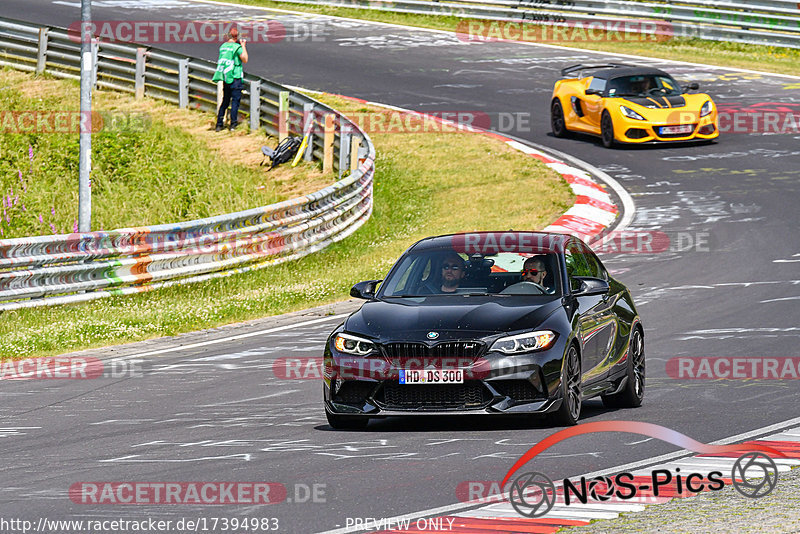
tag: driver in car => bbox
[440,253,466,293]
[521,256,549,292]
[631,77,654,95]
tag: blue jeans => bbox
[216,78,243,127]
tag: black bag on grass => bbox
[261,136,302,170]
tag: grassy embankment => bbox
[0,69,325,238]
[0,70,573,359]
[219,0,800,77]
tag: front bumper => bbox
[615,112,719,144]
[323,338,569,417]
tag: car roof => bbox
[592,66,672,80]
[406,231,572,254]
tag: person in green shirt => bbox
[212,28,249,131]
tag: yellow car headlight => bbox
[620,106,646,121]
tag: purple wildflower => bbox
[18,170,22,182]
[21,204,26,212]
[50,223,56,233]
[73,219,78,233]
[38,214,43,224]
[29,145,34,162]
[13,196,18,206]
[51,206,55,216]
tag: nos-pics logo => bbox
[502,421,783,518]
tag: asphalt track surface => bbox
[2,1,800,532]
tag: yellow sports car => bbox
[551,64,719,148]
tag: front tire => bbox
[551,99,568,138]
[551,344,581,426]
[602,328,645,408]
[601,111,616,148]
[326,410,369,430]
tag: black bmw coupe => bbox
[323,231,644,429]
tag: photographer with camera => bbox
[213,27,249,131]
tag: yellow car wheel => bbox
[601,111,616,149]
[551,99,568,138]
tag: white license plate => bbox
[399,369,464,384]
[660,125,694,135]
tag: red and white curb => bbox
[364,424,800,533]
[504,141,619,239]
[292,89,624,243]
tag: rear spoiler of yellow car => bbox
[560,63,631,78]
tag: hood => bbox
[344,296,563,342]
[623,95,686,109]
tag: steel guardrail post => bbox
[178,58,189,109]
[36,27,48,74]
[339,130,351,180]
[249,79,261,131]
[323,113,335,174]
[135,47,146,99]
[350,135,361,171]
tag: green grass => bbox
[217,0,800,76]
[1,92,574,359]
[0,69,323,239]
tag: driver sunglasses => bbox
[523,268,544,276]
[442,264,462,271]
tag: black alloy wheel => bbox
[551,344,582,426]
[551,99,568,138]
[601,111,616,148]
[602,328,645,408]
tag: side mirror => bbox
[585,88,602,96]
[572,276,609,296]
[350,280,382,300]
[683,82,700,92]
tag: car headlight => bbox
[491,330,557,354]
[620,106,646,121]
[700,101,713,117]
[333,333,376,356]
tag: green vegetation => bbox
[1,90,573,359]
[218,0,800,76]
[0,69,324,239]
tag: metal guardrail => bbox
[275,0,800,49]
[0,17,375,311]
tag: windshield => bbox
[606,75,683,97]
[379,250,562,298]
